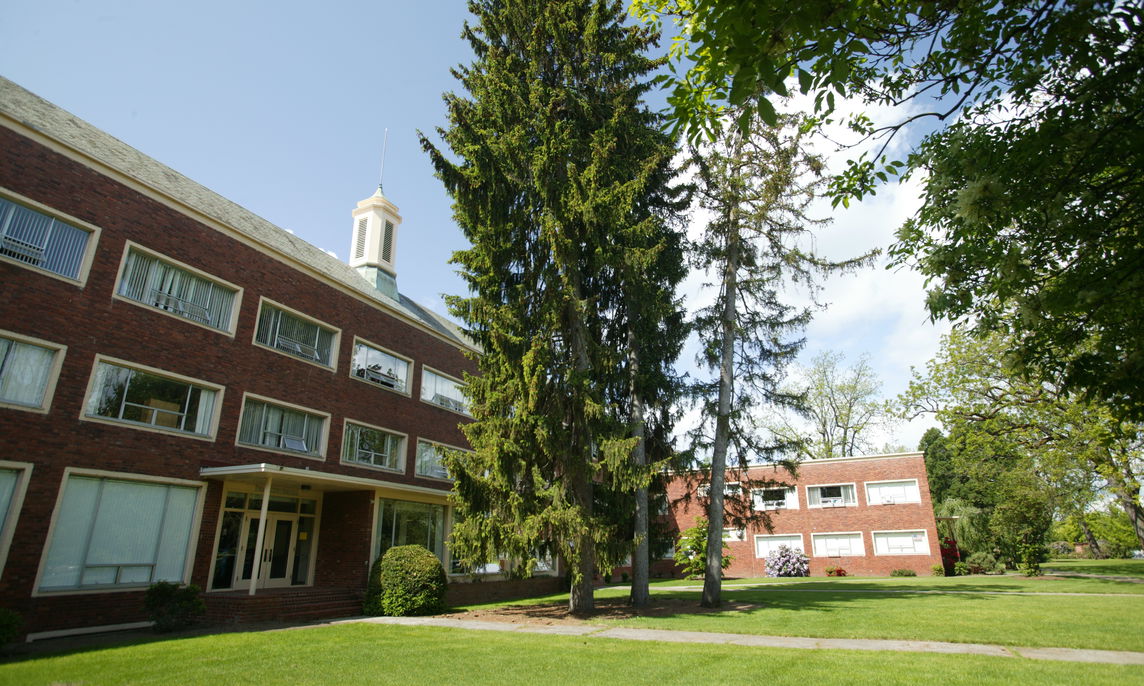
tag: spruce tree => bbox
[688,107,874,607]
[421,0,685,612]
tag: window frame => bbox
[235,393,330,460]
[871,529,930,556]
[348,337,412,396]
[415,438,463,481]
[252,297,341,372]
[754,533,805,559]
[751,486,799,510]
[864,479,922,505]
[33,467,206,597]
[0,188,100,287]
[0,328,66,414]
[806,482,859,509]
[419,366,470,416]
[112,241,243,337]
[79,355,224,441]
[810,531,866,558]
[0,460,34,580]
[722,527,746,542]
[340,418,407,474]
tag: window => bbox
[723,527,746,541]
[254,301,338,368]
[807,483,857,508]
[350,340,410,393]
[341,421,405,472]
[84,359,219,437]
[238,396,326,458]
[866,480,921,505]
[752,487,798,510]
[0,194,94,281]
[420,368,469,414]
[116,245,239,332]
[375,498,445,561]
[697,482,740,499]
[0,332,62,411]
[755,534,804,559]
[873,530,929,555]
[39,475,200,591]
[0,462,32,577]
[811,532,865,557]
[415,440,451,480]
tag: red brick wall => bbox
[665,454,943,578]
[0,124,475,634]
[315,491,374,588]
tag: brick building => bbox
[0,77,559,639]
[665,453,943,577]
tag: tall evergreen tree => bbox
[420,0,686,612]
[689,107,873,608]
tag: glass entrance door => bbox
[238,514,297,589]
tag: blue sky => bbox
[0,0,946,449]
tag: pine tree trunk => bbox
[629,324,651,606]
[702,188,741,609]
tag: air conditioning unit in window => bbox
[820,497,844,507]
[365,368,401,389]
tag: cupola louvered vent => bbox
[382,220,394,263]
[354,217,369,259]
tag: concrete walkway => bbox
[343,615,1144,666]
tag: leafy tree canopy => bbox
[634,0,1144,421]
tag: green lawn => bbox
[459,571,1144,651]
[1043,558,1144,579]
[1,623,1138,686]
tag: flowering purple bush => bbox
[765,545,809,577]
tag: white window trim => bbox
[32,467,206,597]
[751,486,799,510]
[79,354,224,441]
[0,460,34,579]
[251,297,341,372]
[348,336,413,397]
[0,328,66,414]
[722,527,746,542]
[810,531,866,558]
[415,438,467,482]
[111,241,243,337]
[753,533,805,559]
[864,478,922,505]
[340,417,408,474]
[0,187,100,287]
[419,365,471,417]
[806,482,859,509]
[871,529,931,556]
[235,392,330,461]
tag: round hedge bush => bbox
[363,545,447,617]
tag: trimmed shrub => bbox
[931,564,946,576]
[890,568,917,577]
[966,552,1001,575]
[953,561,970,576]
[365,545,448,617]
[0,608,22,650]
[144,582,205,632]
[824,565,847,577]
[764,545,809,577]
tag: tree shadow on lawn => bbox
[444,575,1135,626]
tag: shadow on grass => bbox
[1043,559,1144,579]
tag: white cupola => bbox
[350,186,402,300]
